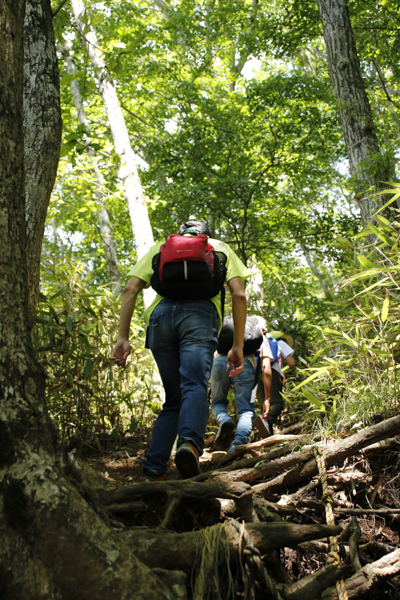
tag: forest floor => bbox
[77,411,400,599]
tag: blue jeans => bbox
[142,299,219,476]
[211,354,255,445]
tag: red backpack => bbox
[150,233,227,300]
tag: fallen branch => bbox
[253,414,400,495]
[321,549,400,599]
[334,507,400,516]
[201,439,301,475]
[98,480,252,504]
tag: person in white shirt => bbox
[254,329,296,438]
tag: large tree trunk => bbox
[24,0,62,329]
[60,45,123,296]
[71,0,156,308]
[0,4,172,598]
[315,0,395,225]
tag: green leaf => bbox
[302,389,325,411]
[36,316,54,325]
[358,255,380,269]
[129,418,138,433]
[83,359,92,380]
[381,296,390,322]
[292,367,331,391]
[59,141,77,158]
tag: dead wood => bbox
[278,421,309,435]
[106,501,148,514]
[321,548,400,599]
[120,521,341,572]
[237,433,304,452]
[347,517,362,572]
[264,551,293,585]
[362,436,400,456]
[253,497,284,522]
[334,507,400,516]
[201,445,316,484]
[98,480,257,528]
[197,440,300,479]
[279,563,350,600]
[97,480,252,504]
[360,541,397,557]
[253,496,296,520]
[253,413,400,495]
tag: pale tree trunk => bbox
[0,3,172,598]
[301,246,333,300]
[71,0,156,308]
[24,0,62,329]
[315,0,395,226]
[60,45,123,296]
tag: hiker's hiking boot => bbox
[254,415,272,438]
[175,443,201,478]
[140,473,166,482]
[213,420,234,451]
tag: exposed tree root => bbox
[120,521,341,571]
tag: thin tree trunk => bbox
[315,0,395,225]
[71,0,156,307]
[301,246,332,299]
[60,45,123,295]
[24,0,62,329]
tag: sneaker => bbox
[227,441,238,454]
[139,473,166,482]
[213,420,234,451]
[254,415,272,438]
[175,443,201,478]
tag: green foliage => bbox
[34,258,161,442]
[46,0,400,443]
[287,190,400,432]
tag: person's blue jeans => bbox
[211,354,255,445]
[142,299,219,476]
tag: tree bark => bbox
[59,44,123,295]
[315,0,395,225]
[0,5,172,598]
[71,0,156,308]
[24,0,62,329]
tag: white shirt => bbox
[260,337,294,378]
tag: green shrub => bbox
[287,189,400,433]
[34,258,161,444]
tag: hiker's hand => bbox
[263,399,270,419]
[112,339,131,368]
[227,346,244,377]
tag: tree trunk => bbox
[315,0,395,225]
[24,0,62,329]
[60,45,123,295]
[71,0,156,308]
[0,4,172,598]
[301,246,333,299]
